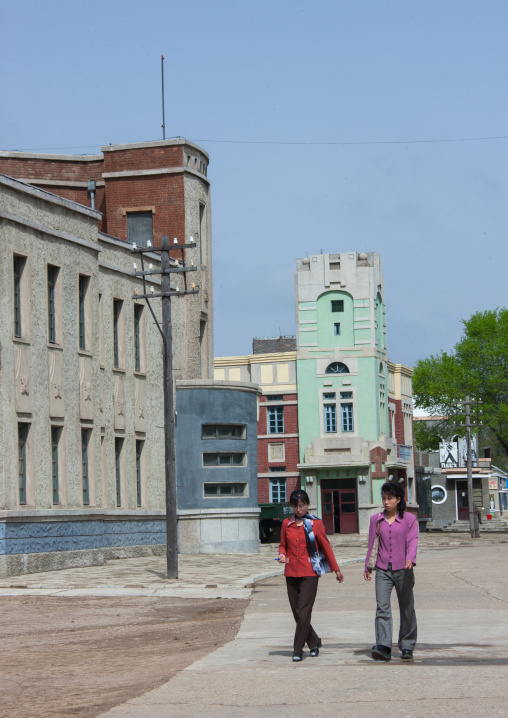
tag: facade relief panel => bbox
[79,355,94,421]
[114,374,126,431]
[48,350,65,418]
[15,344,32,414]
[134,376,146,433]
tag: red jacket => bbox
[279,516,340,577]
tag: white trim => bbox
[431,484,448,505]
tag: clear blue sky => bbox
[2,0,507,367]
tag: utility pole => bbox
[132,235,198,578]
[465,395,477,538]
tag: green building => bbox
[296,252,415,534]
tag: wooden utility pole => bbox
[161,236,177,576]
[132,235,198,578]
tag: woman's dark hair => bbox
[289,489,310,507]
[381,482,406,518]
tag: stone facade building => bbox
[0,139,260,575]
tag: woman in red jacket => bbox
[278,489,344,662]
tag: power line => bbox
[6,133,508,153]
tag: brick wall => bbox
[258,393,300,504]
[392,398,405,444]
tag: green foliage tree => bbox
[413,309,508,461]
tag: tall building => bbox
[0,140,260,576]
[295,252,415,533]
[0,139,214,378]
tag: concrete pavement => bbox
[2,534,508,717]
[95,538,508,717]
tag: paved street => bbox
[94,538,508,718]
[2,535,507,717]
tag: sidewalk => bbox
[0,542,368,599]
[0,532,502,599]
[92,537,508,718]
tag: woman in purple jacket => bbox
[364,482,418,661]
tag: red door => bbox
[322,490,334,534]
[339,489,358,533]
[456,481,469,520]
[321,488,358,534]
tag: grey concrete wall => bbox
[175,381,260,510]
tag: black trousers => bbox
[285,576,320,654]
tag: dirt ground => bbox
[1,595,249,718]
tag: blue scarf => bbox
[301,514,330,576]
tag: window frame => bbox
[267,405,284,434]
[201,424,246,440]
[202,452,246,467]
[341,403,354,432]
[18,422,28,505]
[81,428,90,505]
[324,403,337,433]
[203,482,247,497]
[269,477,287,503]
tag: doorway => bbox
[456,480,469,520]
[321,479,358,534]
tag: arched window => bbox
[325,362,349,375]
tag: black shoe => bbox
[292,652,303,662]
[401,649,413,660]
[309,638,322,657]
[371,644,392,661]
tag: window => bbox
[127,211,153,248]
[136,440,144,507]
[324,404,337,433]
[18,423,28,504]
[47,265,58,343]
[334,323,341,336]
[99,293,104,366]
[204,483,246,496]
[267,406,284,434]
[340,391,353,399]
[269,466,286,472]
[78,275,90,351]
[202,424,246,439]
[325,362,349,374]
[81,429,90,505]
[266,395,284,401]
[51,426,61,504]
[134,304,142,372]
[341,403,354,432]
[270,478,287,503]
[113,299,124,369]
[331,300,344,312]
[199,203,206,264]
[323,392,336,400]
[115,438,124,506]
[203,452,246,466]
[13,255,26,338]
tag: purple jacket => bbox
[364,511,418,572]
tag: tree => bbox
[413,309,508,461]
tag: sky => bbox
[2,0,507,367]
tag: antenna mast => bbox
[161,54,166,140]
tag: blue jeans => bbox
[375,565,417,651]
